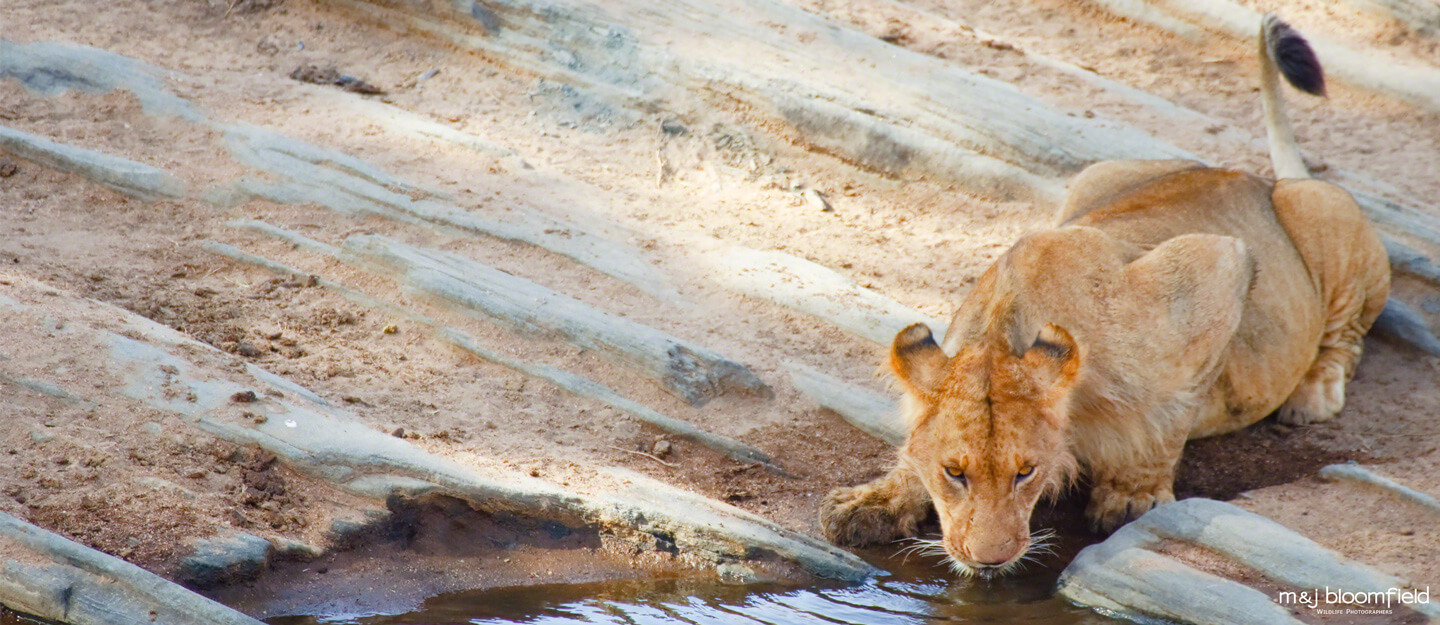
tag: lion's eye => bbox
[1016,465,1035,483]
[944,466,967,485]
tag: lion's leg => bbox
[1270,180,1390,425]
[1084,424,1189,533]
[819,465,931,546]
[1277,284,1387,425]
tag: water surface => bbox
[270,545,1122,625]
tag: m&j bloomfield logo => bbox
[1276,587,1431,616]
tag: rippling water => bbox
[274,546,1121,625]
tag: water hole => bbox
[265,539,1122,625]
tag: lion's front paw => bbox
[819,480,929,547]
[1277,360,1346,425]
[1085,479,1175,534]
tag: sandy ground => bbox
[0,0,1437,610]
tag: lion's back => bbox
[1065,164,1331,433]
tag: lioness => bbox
[819,16,1390,576]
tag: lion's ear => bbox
[1020,323,1081,392]
[890,323,948,396]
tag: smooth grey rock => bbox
[179,533,273,587]
[2,276,874,582]
[594,468,882,581]
[1372,298,1440,356]
[219,124,678,302]
[1060,542,1304,625]
[787,362,904,446]
[0,512,265,625]
[1383,237,1440,285]
[1059,499,1440,623]
[1083,0,1440,113]
[1319,463,1440,516]
[343,233,771,406]
[1344,0,1440,37]
[0,40,202,121]
[204,238,779,470]
[345,474,441,500]
[0,125,187,201]
[1354,189,1440,253]
[271,537,323,561]
[327,0,1193,204]
[0,39,675,304]
[707,246,946,346]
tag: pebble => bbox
[804,188,833,212]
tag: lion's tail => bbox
[1259,14,1325,180]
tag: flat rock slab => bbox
[342,233,770,406]
[1057,498,1439,624]
[204,234,778,470]
[0,512,264,625]
[786,362,903,446]
[0,125,186,201]
[1083,0,1440,114]
[709,246,946,346]
[0,273,877,619]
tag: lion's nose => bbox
[968,537,1022,566]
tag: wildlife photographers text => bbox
[1275,586,1430,614]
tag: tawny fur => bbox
[818,16,1390,575]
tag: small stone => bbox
[391,427,406,438]
[803,188,833,212]
[382,324,399,334]
[651,438,672,459]
[231,390,259,403]
[179,533,273,587]
[716,562,763,584]
[660,118,688,136]
[236,342,262,358]
[0,161,17,178]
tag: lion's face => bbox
[891,323,1080,576]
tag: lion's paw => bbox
[818,482,928,547]
[1278,361,1345,425]
[1085,481,1175,534]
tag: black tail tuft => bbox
[1264,15,1326,96]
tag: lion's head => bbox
[889,320,1082,576]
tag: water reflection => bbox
[283,546,1120,625]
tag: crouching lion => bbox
[818,15,1390,576]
